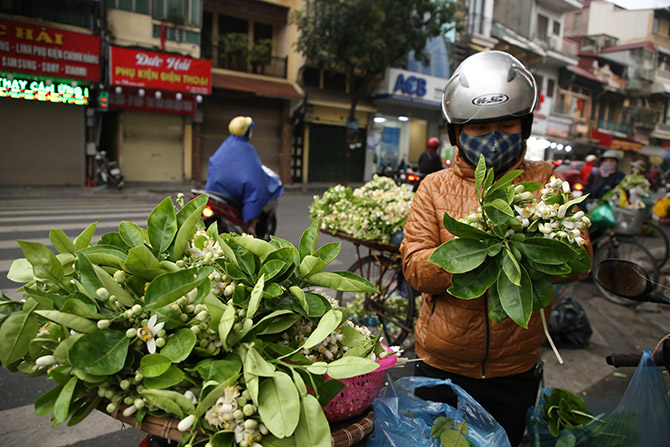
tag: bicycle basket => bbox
[612,206,645,235]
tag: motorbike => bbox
[189,189,277,240]
[94,150,125,189]
[593,258,670,372]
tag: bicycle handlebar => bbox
[606,350,664,367]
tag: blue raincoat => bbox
[205,135,284,222]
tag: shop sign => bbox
[591,128,642,151]
[0,73,88,105]
[109,46,211,94]
[379,68,446,104]
[108,89,195,115]
[0,18,100,82]
[546,120,570,138]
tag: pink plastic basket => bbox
[320,346,397,423]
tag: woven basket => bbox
[100,402,373,447]
[320,349,397,423]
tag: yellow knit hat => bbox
[228,116,253,136]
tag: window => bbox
[219,15,248,35]
[152,25,200,44]
[537,14,549,40]
[653,17,660,34]
[153,0,201,27]
[302,67,321,88]
[552,20,561,36]
[547,78,555,98]
[254,22,273,42]
[105,0,150,14]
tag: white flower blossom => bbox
[137,315,164,354]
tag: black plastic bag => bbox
[548,297,592,349]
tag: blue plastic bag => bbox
[527,350,670,446]
[367,376,511,447]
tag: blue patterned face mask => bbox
[459,131,525,173]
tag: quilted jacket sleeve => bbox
[400,180,453,295]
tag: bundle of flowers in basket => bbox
[309,175,414,243]
[1,194,400,447]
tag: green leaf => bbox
[299,218,320,259]
[302,309,341,351]
[172,201,207,260]
[0,308,40,366]
[140,389,191,418]
[195,374,240,417]
[67,395,100,426]
[289,286,309,314]
[7,258,33,283]
[474,154,487,199]
[497,266,533,328]
[119,221,145,248]
[35,384,64,417]
[244,346,276,377]
[140,353,172,377]
[532,275,554,310]
[526,259,572,276]
[160,328,196,363]
[74,222,97,250]
[487,287,507,323]
[325,357,379,379]
[147,197,177,255]
[49,229,77,255]
[53,376,78,424]
[258,372,301,438]
[144,267,213,310]
[567,245,591,275]
[69,330,130,375]
[502,248,521,286]
[92,264,134,307]
[18,240,64,284]
[258,259,286,282]
[234,236,276,262]
[313,242,341,265]
[489,198,515,217]
[218,304,236,351]
[35,310,97,334]
[247,274,266,319]
[486,169,523,195]
[124,245,165,280]
[78,245,128,269]
[299,255,327,277]
[294,394,331,447]
[440,421,471,447]
[306,271,378,293]
[429,239,489,274]
[177,193,208,226]
[194,356,241,382]
[142,365,186,390]
[513,237,575,265]
[448,259,499,299]
[441,211,494,240]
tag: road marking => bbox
[0,211,151,222]
[0,219,148,234]
[0,403,130,447]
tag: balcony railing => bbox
[201,44,288,78]
[597,119,629,134]
[537,34,579,56]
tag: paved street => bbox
[0,185,669,446]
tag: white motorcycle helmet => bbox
[442,51,537,145]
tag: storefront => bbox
[0,17,100,185]
[371,68,448,176]
[106,45,211,182]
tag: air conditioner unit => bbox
[549,35,562,51]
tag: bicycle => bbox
[322,230,419,348]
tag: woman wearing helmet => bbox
[205,116,284,235]
[582,150,625,208]
[400,51,592,446]
[418,137,443,176]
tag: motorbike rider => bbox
[205,116,284,236]
[418,137,444,176]
[400,51,592,447]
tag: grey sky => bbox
[607,0,670,9]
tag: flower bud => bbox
[97,319,111,330]
[96,287,110,300]
[243,404,255,416]
[197,310,209,321]
[106,402,118,413]
[562,181,571,194]
[120,379,131,391]
[178,414,195,432]
[36,355,56,367]
[134,398,145,409]
[514,184,525,194]
[224,284,235,297]
[123,405,137,417]
[132,304,143,315]
[126,328,137,338]
[244,419,258,430]
[558,204,567,218]
[114,270,126,284]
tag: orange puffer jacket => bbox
[400,151,592,379]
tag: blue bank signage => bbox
[377,68,447,106]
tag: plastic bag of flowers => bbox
[1,193,400,447]
[309,175,414,243]
[428,156,592,363]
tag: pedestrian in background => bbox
[583,149,625,208]
[418,137,444,176]
[401,51,592,447]
[579,154,597,184]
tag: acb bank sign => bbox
[375,68,446,106]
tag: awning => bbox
[211,72,303,100]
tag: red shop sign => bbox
[109,46,211,94]
[0,18,101,82]
[108,89,196,115]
